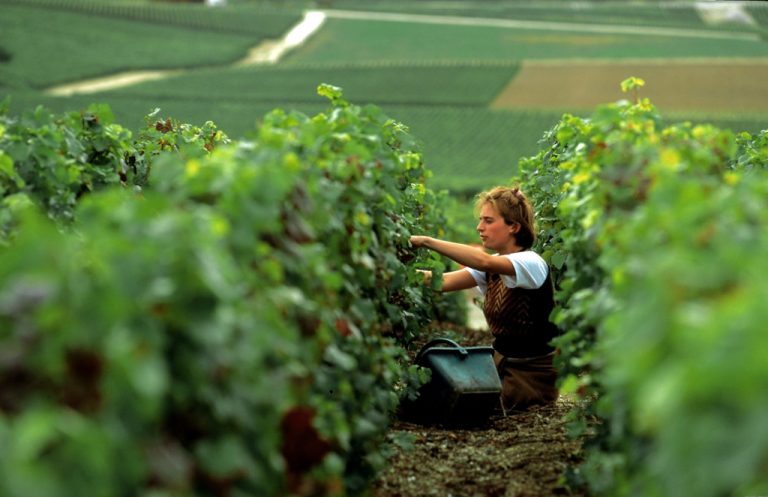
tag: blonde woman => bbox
[409,186,559,412]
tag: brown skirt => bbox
[493,351,559,412]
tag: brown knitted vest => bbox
[483,269,559,358]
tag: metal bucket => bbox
[400,338,502,424]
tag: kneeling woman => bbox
[409,186,560,412]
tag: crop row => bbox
[516,80,768,497]
[11,82,766,200]
[0,87,464,497]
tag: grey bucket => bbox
[400,338,502,424]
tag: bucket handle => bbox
[415,337,469,364]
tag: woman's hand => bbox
[409,235,431,248]
[416,269,432,284]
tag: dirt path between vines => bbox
[372,399,585,497]
[372,325,589,497]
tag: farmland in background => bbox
[0,1,299,88]
[2,0,767,199]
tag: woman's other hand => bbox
[416,269,432,284]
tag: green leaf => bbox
[551,251,567,270]
[620,76,645,93]
[195,437,251,477]
[317,83,347,107]
[0,152,25,188]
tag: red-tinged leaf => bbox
[280,406,331,475]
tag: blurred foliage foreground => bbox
[516,78,768,497]
[0,86,464,497]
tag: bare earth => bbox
[491,58,768,113]
[372,326,588,497]
[372,400,585,497]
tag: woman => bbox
[409,186,560,412]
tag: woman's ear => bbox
[509,221,520,234]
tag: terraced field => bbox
[2,0,767,193]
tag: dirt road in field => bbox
[45,10,327,96]
[491,58,768,113]
[324,8,758,41]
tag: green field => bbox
[100,61,521,106]
[287,18,768,65]
[2,0,767,193]
[328,0,747,30]
[0,1,299,88]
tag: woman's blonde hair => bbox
[475,186,536,249]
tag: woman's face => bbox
[477,202,517,252]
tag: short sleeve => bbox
[465,266,487,294]
[500,251,549,289]
[463,251,548,294]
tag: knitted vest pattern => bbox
[483,271,559,358]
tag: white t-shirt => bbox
[465,251,549,295]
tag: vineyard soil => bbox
[491,59,768,113]
[372,327,587,497]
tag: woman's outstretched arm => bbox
[409,236,516,276]
[418,268,477,292]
